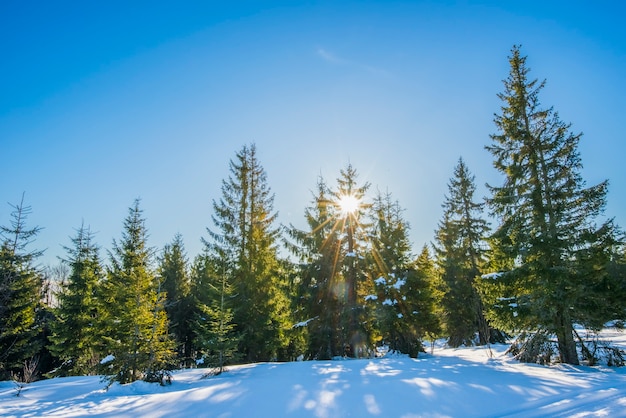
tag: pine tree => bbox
[411,246,443,350]
[100,199,174,385]
[0,195,45,381]
[367,190,439,357]
[287,177,344,359]
[483,46,620,364]
[205,144,292,362]
[368,191,411,354]
[434,158,494,347]
[158,234,194,368]
[48,224,104,376]
[288,165,372,358]
[333,164,371,357]
[191,253,239,374]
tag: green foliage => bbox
[288,166,373,358]
[99,199,174,385]
[367,192,438,357]
[434,158,495,347]
[483,46,621,364]
[287,177,344,359]
[205,144,292,362]
[158,234,195,368]
[48,224,104,376]
[190,254,240,373]
[0,196,45,382]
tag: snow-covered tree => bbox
[368,192,440,358]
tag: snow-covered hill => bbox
[2,331,626,417]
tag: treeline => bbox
[2,46,626,385]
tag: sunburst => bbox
[337,194,360,216]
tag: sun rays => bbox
[337,194,361,216]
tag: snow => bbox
[374,276,386,285]
[392,278,406,290]
[2,329,625,417]
[364,294,378,301]
[482,272,503,279]
[293,317,318,328]
[100,354,115,364]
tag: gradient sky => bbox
[2,1,625,267]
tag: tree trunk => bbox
[475,294,490,346]
[555,308,579,365]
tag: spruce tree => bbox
[411,246,443,350]
[158,234,194,368]
[190,253,239,374]
[434,158,494,347]
[0,195,45,381]
[367,190,439,356]
[333,164,371,357]
[287,177,344,359]
[100,199,174,384]
[288,165,371,358]
[483,46,620,364]
[205,144,291,362]
[48,224,104,376]
[368,191,412,354]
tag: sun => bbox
[338,194,360,215]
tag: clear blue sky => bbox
[1,1,625,266]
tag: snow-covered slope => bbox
[2,333,625,417]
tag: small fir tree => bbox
[434,158,495,347]
[193,254,239,374]
[100,199,174,385]
[367,191,422,355]
[0,195,45,381]
[158,234,195,368]
[48,224,104,376]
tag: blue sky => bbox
[1,1,625,266]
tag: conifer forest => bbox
[2,46,625,385]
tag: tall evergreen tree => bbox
[48,224,104,376]
[158,234,194,368]
[333,164,371,357]
[0,195,45,381]
[367,190,439,356]
[287,177,344,359]
[100,199,174,384]
[205,144,291,362]
[434,158,494,347]
[483,46,620,364]
[288,165,372,358]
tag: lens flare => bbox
[338,194,360,215]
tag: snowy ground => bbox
[2,330,625,417]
